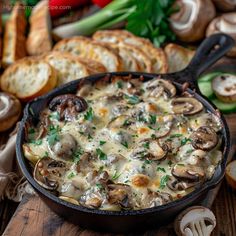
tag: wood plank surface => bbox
[2,115,236,236]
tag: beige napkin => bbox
[0,124,34,202]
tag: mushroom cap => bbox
[170,0,216,42]
[206,13,236,57]
[171,97,203,115]
[174,206,216,236]
[0,92,21,132]
[191,126,218,151]
[213,0,236,12]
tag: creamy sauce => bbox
[23,76,223,210]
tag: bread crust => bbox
[2,2,27,68]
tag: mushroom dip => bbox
[23,76,223,211]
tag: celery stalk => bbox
[53,0,134,38]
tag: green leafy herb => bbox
[73,149,84,163]
[117,81,123,89]
[124,94,140,105]
[112,170,122,180]
[84,107,94,121]
[143,142,150,149]
[99,140,106,146]
[98,166,104,172]
[96,183,103,190]
[123,119,131,126]
[47,125,61,146]
[88,134,93,141]
[126,0,177,47]
[67,171,76,179]
[49,112,60,120]
[145,160,152,165]
[181,137,192,146]
[43,151,49,158]
[159,175,170,189]
[168,160,173,166]
[149,114,156,125]
[157,166,166,173]
[177,163,185,166]
[170,133,183,138]
[96,148,107,160]
[29,128,35,134]
[31,139,42,145]
[186,149,194,154]
[121,141,129,149]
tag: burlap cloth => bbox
[0,124,34,202]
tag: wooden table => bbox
[1,114,236,236]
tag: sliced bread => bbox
[2,2,27,68]
[93,30,168,73]
[44,52,104,86]
[164,43,195,73]
[1,57,57,101]
[26,0,52,56]
[53,36,123,72]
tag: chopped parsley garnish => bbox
[159,175,170,189]
[84,107,94,121]
[121,141,129,149]
[117,81,123,89]
[30,139,42,145]
[145,160,152,164]
[181,137,192,146]
[168,160,173,166]
[170,133,183,138]
[124,94,140,105]
[151,134,157,139]
[99,140,106,146]
[96,183,103,189]
[49,112,60,120]
[186,149,194,154]
[73,148,84,163]
[123,119,131,126]
[87,134,93,141]
[43,151,49,158]
[67,171,76,179]
[98,166,104,172]
[96,148,107,160]
[157,166,166,173]
[112,170,121,180]
[143,142,150,149]
[47,125,61,145]
[29,128,35,134]
[149,114,156,125]
[177,163,185,166]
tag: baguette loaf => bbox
[44,52,105,86]
[26,0,52,56]
[164,43,195,73]
[1,57,57,101]
[2,2,27,68]
[93,30,168,73]
[53,37,123,72]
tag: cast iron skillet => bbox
[16,34,234,233]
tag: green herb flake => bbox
[121,141,129,149]
[168,160,173,166]
[84,107,94,121]
[181,137,192,146]
[49,112,60,120]
[143,142,150,149]
[124,94,140,105]
[177,163,185,166]
[159,175,170,189]
[149,114,156,125]
[67,171,76,179]
[170,133,183,138]
[96,183,103,190]
[47,125,61,146]
[29,128,35,134]
[96,148,107,160]
[112,170,121,180]
[73,149,84,163]
[30,139,42,145]
[117,81,123,89]
[157,166,166,173]
[99,140,106,146]
[186,149,194,154]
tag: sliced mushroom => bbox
[213,0,236,12]
[167,176,197,191]
[34,157,68,190]
[142,190,173,208]
[174,206,216,236]
[85,197,102,208]
[171,97,203,115]
[107,115,133,129]
[76,152,94,173]
[0,92,21,132]
[49,94,88,121]
[170,0,216,42]
[131,139,168,161]
[172,164,205,182]
[108,184,132,209]
[59,196,79,205]
[191,126,218,151]
[127,79,143,95]
[146,78,176,99]
[48,133,77,160]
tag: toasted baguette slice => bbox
[44,52,106,86]
[1,57,57,101]
[93,30,168,73]
[164,43,195,73]
[111,43,151,72]
[27,0,52,56]
[53,37,123,72]
[2,2,27,68]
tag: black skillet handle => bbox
[177,33,235,90]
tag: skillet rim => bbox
[16,71,230,216]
